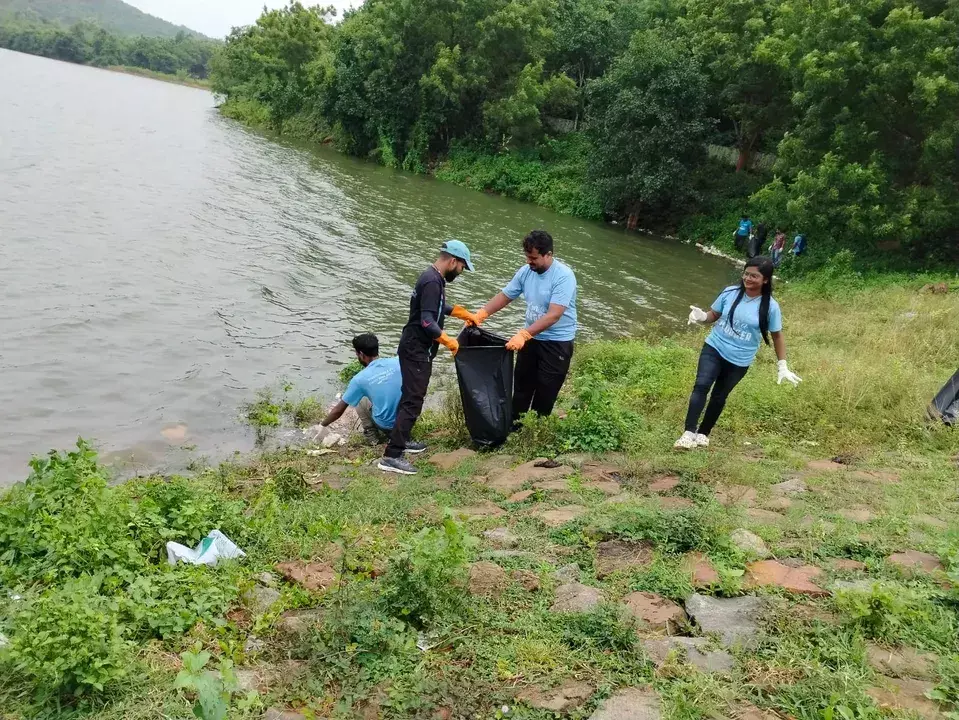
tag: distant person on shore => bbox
[770,229,786,266]
[734,214,752,252]
[791,233,807,257]
[467,230,577,425]
[308,333,402,446]
[679,256,802,449]
[378,240,479,475]
[748,221,767,258]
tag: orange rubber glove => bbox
[505,329,533,352]
[450,305,483,326]
[437,332,460,356]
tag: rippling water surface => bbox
[0,49,737,485]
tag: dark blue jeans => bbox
[684,344,750,435]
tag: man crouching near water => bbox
[308,333,404,446]
[378,240,480,476]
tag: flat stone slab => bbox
[516,680,594,713]
[806,460,845,472]
[888,550,943,573]
[450,500,505,520]
[771,478,807,496]
[264,709,308,720]
[913,514,948,529]
[483,527,520,548]
[468,561,509,598]
[622,592,686,633]
[745,560,827,596]
[763,497,794,511]
[429,448,476,471]
[581,462,626,484]
[512,569,541,592]
[838,506,875,523]
[715,485,758,506]
[867,676,943,720]
[595,540,654,578]
[276,608,324,636]
[275,561,336,593]
[683,552,720,586]
[829,558,867,571]
[533,478,571,492]
[746,508,785,524]
[555,563,581,582]
[551,582,604,613]
[583,480,622,495]
[866,644,939,680]
[850,469,901,484]
[242,586,281,614]
[532,504,587,527]
[643,637,735,673]
[507,490,536,503]
[588,688,661,720]
[731,529,770,558]
[648,475,681,493]
[488,459,572,494]
[685,594,765,648]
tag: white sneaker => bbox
[695,434,710,448]
[674,431,698,450]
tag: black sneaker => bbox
[377,456,418,475]
[405,440,427,454]
[364,429,386,445]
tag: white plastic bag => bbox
[166,529,246,567]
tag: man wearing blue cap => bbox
[378,240,479,475]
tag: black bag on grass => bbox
[455,327,514,447]
[929,368,959,426]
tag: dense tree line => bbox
[0,17,218,78]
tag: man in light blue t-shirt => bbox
[311,333,404,445]
[468,230,577,422]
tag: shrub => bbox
[123,476,245,562]
[556,603,638,652]
[1,577,132,701]
[380,518,476,627]
[596,505,727,554]
[833,582,957,649]
[121,565,243,639]
[0,441,143,587]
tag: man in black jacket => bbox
[377,240,479,475]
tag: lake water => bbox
[0,49,736,485]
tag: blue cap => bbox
[441,239,475,272]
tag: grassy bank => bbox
[106,66,211,90]
[2,275,959,720]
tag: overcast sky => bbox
[127,0,362,38]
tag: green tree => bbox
[587,29,713,224]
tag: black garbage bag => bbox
[929,368,959,425]
[455,327,514,447]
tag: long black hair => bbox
[726,255,775,345]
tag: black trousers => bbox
[386,345,432,458]
[684,344,749,436]
[513,338,574,419]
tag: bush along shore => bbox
[2,268,959,719]
[210,0,959,273]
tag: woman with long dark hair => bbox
[677,256,801,449]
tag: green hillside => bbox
[0,0,202,38]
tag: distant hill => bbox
[0,0,205,38]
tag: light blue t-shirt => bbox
[503,260,578,342]
[737,219,753,236]
[342,357,402,430]
[705,286,782,367]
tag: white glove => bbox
[305,424,330,443]
[687,306,708,325]
[777,360,802,386]
[321,432,343,448]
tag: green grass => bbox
[2,278,959,719]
